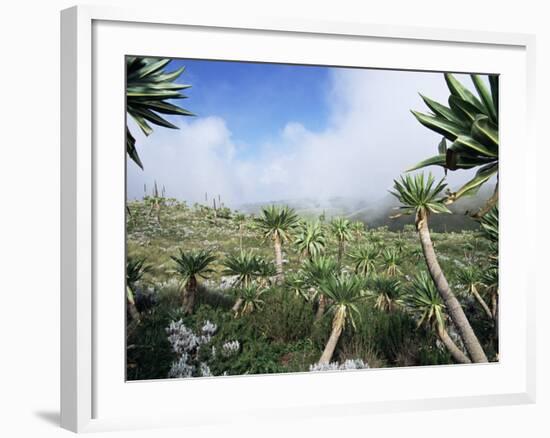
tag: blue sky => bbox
[168,59,332,159]
[127,59,487,206]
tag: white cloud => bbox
[127,69,481,207]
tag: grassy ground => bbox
[126,199,497,381]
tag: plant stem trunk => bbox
[472,182,498,219]
[126,286,140,323]
[337,241,344,266]
[183,277,197,314]
[232,297,243,313]
[315,294,326,321]
[318,316,343,365]
[417,212,488,363]
[471,285,493,320]
[437,325,471,364]
[492,290,499,339]
[274,234,284,283]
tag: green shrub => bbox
[126,306,175,380]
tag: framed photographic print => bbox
[61,5,536,433]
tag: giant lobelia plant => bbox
[409,74,498,216]
[126,57,194,169]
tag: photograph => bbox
[125,56,499,381]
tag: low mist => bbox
[127,67,491,227]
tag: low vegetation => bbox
[126,198,498,380]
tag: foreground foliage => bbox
[410,73,499,214]
[126,198,497,379]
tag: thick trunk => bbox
[471,285,493,320]
[491,290,499,340]
[126,287,140,323]
[315,294,326,321]
[472,183,498,219]
[337,241,344,266]
[274,234,284,283]
[417,215,488,363]
[183,277,197,314]
[437,325,471,364]
[318,317,343,365]
[232,297,243,313]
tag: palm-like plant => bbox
[393,235,407,254]
[330,217,353,265]
[456,266,493,320]
[391,172,488,362]
[170,249,216,314]
[222,251,260,288]
[126,57,194,169]
[254,205,299,282]
[222,251,262,312]
[234,284,266,316]
[284,272,310,301]
[479,206,499,322]
[381,247,402,277]
[479,205,498,253]
[409,73,498,215]
[409,246,424,262]
[405,272,471,364]
[348,245,379,276]
[367,275,403,313]
[351,221,366,240]
[317,273,366,365]
[367,232,383,247]
[294,221,326,260]
[126,256,151,322]
[302,255,340,320]
[255,258,277,288]
[302,255,339,285]
[481,267,499,321]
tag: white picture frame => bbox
[60,4,537,433]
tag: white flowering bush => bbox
[166,319,218,378]
[221,340,240,357]
[309,359,368,372]
[166,319,241,378]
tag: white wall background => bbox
[0,1,546,437]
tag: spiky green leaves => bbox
[381,248,401,277]
[294,221,326,259]
[170,249,216,287]
[254,205,300,244]
[409,73,499,202]
[318,273,366,330]
[126,57,194,169]
[222,251,272,287]
[330,217,353,243]
[390,173,452,219]
[233,284,266,316]
[405,271,446,330]
[301,255,339,288]
[478,206,498,290]
[348,245,379,276]
[126,256,151,289]
[284,272,310,301]
[479,206,498,243]
[455,266,483,298]
[366,275,403,312]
